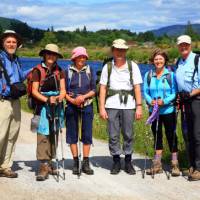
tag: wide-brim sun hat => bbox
[177,35,192,45]
[0,30,22,49]
[71,46,89,60]
[39,43,63,58]
[112,38,129,49]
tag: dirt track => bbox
[0,111,199,200]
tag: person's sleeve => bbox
[32,69,40,82]
[99,64,108,86]
[60,70,66,79]
[163,72,177,105]
[143,72,152,105]
[132,62,143,85]
[90,67,96,93]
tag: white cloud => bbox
[0,0,199,32]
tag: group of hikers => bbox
[0,29,200,182]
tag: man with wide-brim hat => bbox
[0,30,28,178]
[176,35,200,181]
[99,38,143,175]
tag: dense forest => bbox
[0,17,200,47]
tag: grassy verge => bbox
[17,45,186,64]
[21,96,188,168]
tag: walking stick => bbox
[51,103,60,182]
[78,104,83,179]
[58,102,66,180]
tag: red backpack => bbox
[27,63,60,110]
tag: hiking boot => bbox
[72,158,79,175]
[0,169,18,178]
[111,161,121,175]
[36,163,49,181]
[125,161,136,175]
[82,158,94,175]
[171,160,180,177]
[189,170,200,181]
[48,163,58,176]
[146,160,163,175]
[182,167,194,177]
[111,156,121,175]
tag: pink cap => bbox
[71,46,89,60]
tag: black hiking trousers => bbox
[181,99,200,170]
[151,112,178,153]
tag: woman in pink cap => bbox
[65,47,96,176]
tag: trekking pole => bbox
[58,102,65,180]
[78,104,83,179]
[151,114,159,179]
[169,104,180,179]
[51,103,60,182]
[142,129,150,179]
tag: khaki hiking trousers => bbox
[0,99,21,170]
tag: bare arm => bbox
[57,78,66,102]
[134,84,143,120]
[32,81,48,103]
[191,89,200,97]
[99,84,108,120]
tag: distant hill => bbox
[0,16,23,30]
[151,24,200,37]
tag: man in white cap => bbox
[99,39,143,175]
[176,35,200,181]
[0,30,28,178]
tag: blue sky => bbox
[0,0,200,32]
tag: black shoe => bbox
[110,159,121,175]
[82,158,94,175]
[125,161,136,175]
[72,158,79,175]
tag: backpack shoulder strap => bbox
[192,54,200,82]
[127,60,133,86]
[86,65,91,80]
[107,61,112,88]
[147,70,153,87]
[0,57,11,85]
[67,66,74,87]
[35,64,46,86]
[175,57,181,69]
[165,72,172,88]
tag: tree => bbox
[0,24,2,34]
[40,31,58,46]
[50,26,54,32]
[185,21,198,41]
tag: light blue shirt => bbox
[143,68,177,115]
[176,52,200,92]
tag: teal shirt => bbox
[176,52,200,92]
[143,68,177,115]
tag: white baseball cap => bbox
[177,35,192,45]
[112,39,129,49]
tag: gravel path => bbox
[0,111,199,200]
